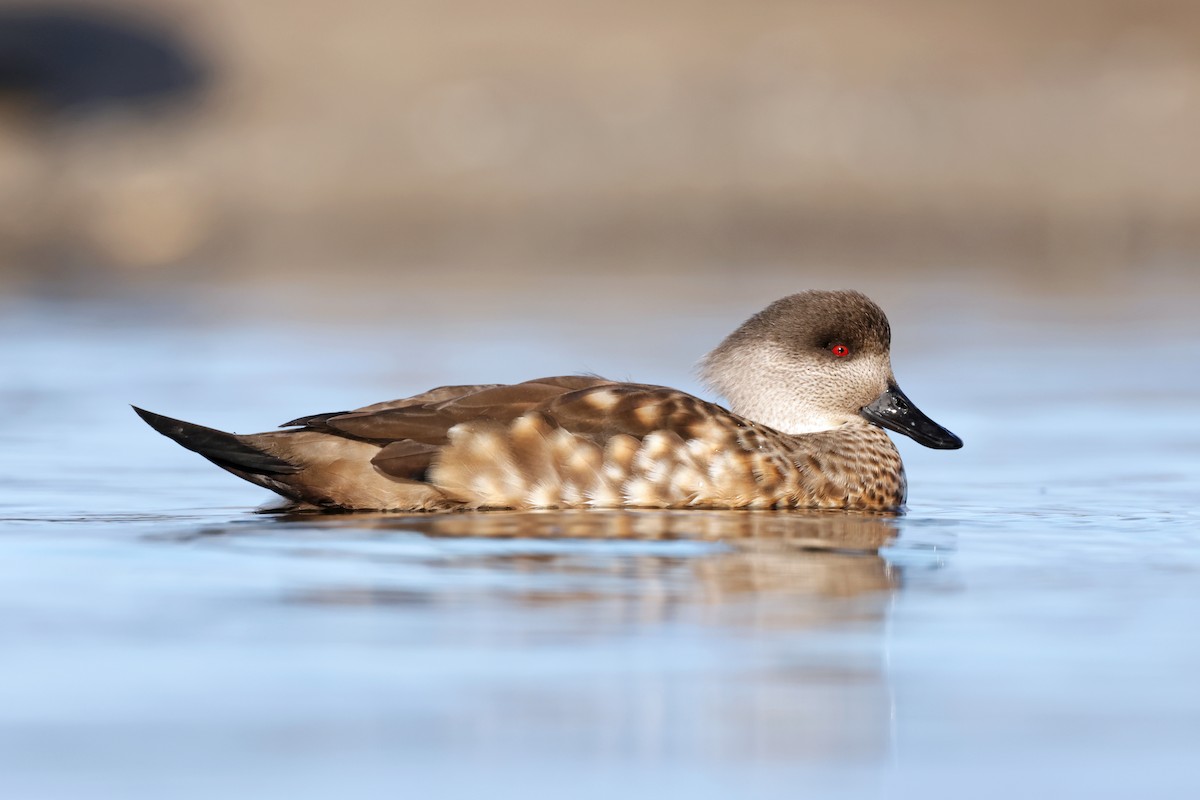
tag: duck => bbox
[134,290,961,513]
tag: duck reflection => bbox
[270,507,897,547]
[170,509,903,766]
[269,509,900,624]
[267,509,900,764]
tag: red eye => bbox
[830,344,850,358]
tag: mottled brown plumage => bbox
[134,290,961,512]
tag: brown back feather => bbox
[281,376,750,485]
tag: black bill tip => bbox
[860,384,963,450]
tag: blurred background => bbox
[1,0,1197,300]
[4,5,1200,799]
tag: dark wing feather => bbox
[348,384,506,415]
[316,377,616,445]
[372,440,440,481]
[278,385,510,430]
[279,411,350,428]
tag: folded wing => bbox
[279,375,747,485]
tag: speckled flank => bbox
[428,387,906,511]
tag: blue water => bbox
[2,285,1198,799]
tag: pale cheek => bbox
[842,357,890,407]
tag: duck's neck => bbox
[700,343,856,435]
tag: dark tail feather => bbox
[132,406,301,475]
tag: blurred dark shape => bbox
[0,6,207,114]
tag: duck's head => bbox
[699,290,962,449]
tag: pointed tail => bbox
[132,406,300,475]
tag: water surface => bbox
[2,286,1198,799]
